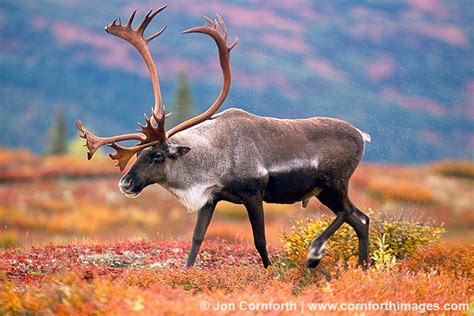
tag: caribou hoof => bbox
[306,242,326,268]
[307,257,321,268]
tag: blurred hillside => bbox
[0,0,472,162]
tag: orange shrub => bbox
[0,149,38,167]
[300,267,473,314]
[1,266,472,315]
[119,266,276,294]
[402,244,474,278]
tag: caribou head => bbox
[76,7,237,197]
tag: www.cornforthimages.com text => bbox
[198,300,471,314]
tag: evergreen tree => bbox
[47,108,68,155]
[168,70,196,128]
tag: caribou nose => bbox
[118,177,133,192]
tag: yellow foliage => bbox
[281,211,444,265]
[371,233,397,271]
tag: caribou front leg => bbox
[186,202,216,267]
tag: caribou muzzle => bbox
[118,176,143,198]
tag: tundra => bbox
[77,6,371,269]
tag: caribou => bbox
[76,6,371,269]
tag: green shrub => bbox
[0,232,18,249]
[281,211,444,265]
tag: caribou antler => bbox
[105,7,167,119]
[167,15,237,138]
[76,7,168,171]
[76,11,237,171]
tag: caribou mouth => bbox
[121,188,141,199]
[124,192,140,198]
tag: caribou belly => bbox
[262,158,321,204]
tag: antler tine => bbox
[109,17,118,27]
[137,6,166,35]
[146,25,167,43]
[216,14,228,41]
[136,9,153,33]
[183,15,238,51]
[204,16,215,28]
[109,141,160,171]
[229,37,238,50]
[168,15,237,138]
[127,10,137,27]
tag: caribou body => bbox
[77,6,371,269]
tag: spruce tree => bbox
[168,70,196,128]
[47,108,68,155]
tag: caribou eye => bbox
[149,152,164,164]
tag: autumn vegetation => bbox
[0,149,472,314]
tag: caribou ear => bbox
[167,144,191,159]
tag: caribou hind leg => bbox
[307,186,369,268]
[244,198,272,268]
[345,208,370,269]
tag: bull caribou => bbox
[76,6,371,269]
